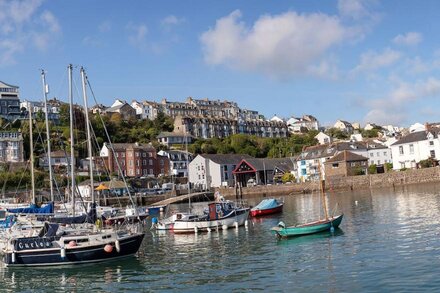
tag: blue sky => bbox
[1,0,440,127]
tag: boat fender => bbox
[245,220,249,227]
[61,247,66,258]
[207,227,211,232]
[278,221,285,228]
[152,217,158,224]
[194,227,198,233]
[222,225,228,230]
[104,244,113,253]
[11,251,16,263]
[234,221,239,229]
[115,240,120,253]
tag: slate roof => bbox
[201,154,253,165]
[157,131,195,139]
[238,157,295,172]
[326,151,369,163]
[110,143,155,151]
[300,141,367,160]
[390,131,431,146]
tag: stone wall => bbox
[217,166,440,199]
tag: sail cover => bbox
[252,199,280,211]
[7,202,54,214]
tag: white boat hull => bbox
[171,208,249,233]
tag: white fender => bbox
[115,240,121,253]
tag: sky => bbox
[1,0,440,127]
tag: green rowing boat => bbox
[271,214,343,238]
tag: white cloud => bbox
[363,78,440,124]
[98,21,111,33]
[0,0,61,66]
[200,10,348,79]
[161,15,185,27]
[393,32,422,46]
[338,0,369,19]
[127,23,148,50]
[353,48,402,73]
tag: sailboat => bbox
[0,66,145,266]
[271,165,343,238]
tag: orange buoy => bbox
[68,241,77,247]
[104,244,113,253]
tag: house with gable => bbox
[324,151,369,178]
[297,141,368,181]
[334,120,354,134]
[232,157,296,187]
[105,99,136,120]
[390,126,440,170]
[315,132,332,145]
[188,154,252,190]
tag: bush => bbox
[281,173,295,183]
[368,164,377,174]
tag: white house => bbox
[297,141,368,181]
[315,132,332,145]
[365,141,392,166]
[158,150,193,177]
[270,115,284,123]
[390,128,440,170]
[409,123,425,133]
[334,120,354,134]
[39,150,72,169]
[188,154,252,190]
[287,115,319,133]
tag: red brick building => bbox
[99,142,169,177]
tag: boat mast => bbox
[68,64,76,215]
[318,161,329,220]
[185,132,191,213]
[80,67,94,203]
[41,70,54,202]
[28,107,36,204]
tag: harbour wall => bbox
[218,166,440,199]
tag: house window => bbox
[149,169,153,174]
[143,160,146,165]
[122,153,125,157]
[430,141,434,146]
[409,144,414,154]
[376,152,380,156]
[143,153,146,157]
[149,159,153,165]
[351,162,356,167]
[301,161,305,166]
[301,169,306,175]
[377,160,381,164]
[332,163,339,168]
[383,151,387,156]
[370,153,374,157]
[401,163,405,169]
[136,152,139,157]
[399,146,404,155]
[431,150,436,158]
[129,160,133,166]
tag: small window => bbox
[332,163,339,168]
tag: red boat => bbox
[250,199,284,217]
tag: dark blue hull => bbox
[3,234,145,267]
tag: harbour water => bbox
[2,183,440,292]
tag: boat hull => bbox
[2,233,145,267]
[271,214,343,238]
[171,208,250,233]
[250,204,283,217]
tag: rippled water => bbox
[3,183,440,292]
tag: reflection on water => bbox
[3,182,440,291]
